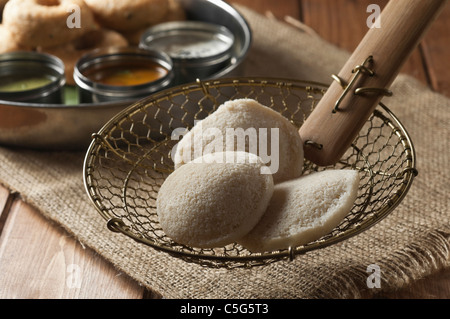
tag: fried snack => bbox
[38,28,128,85]
[0,24,31,53]
[2,0,95,48]
[157,152,274,249]
[84,0,169,32]
[238,170,360,252]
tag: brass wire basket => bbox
[83,78,417,269]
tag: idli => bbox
[238,169,360,252]
[157,151,274,248]
[173,99,304,183]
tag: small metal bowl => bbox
[140,21,235,85]
[74,47,174,103]
[0,51,65,104]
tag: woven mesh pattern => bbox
[83,78,417,268]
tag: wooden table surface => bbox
[0,0,449,299]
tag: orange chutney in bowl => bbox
[84,62,169,87]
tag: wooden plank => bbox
[301,0,372,50]
[420,3,450,97]
[0,199,144,299]
[0,187,13,236]
[300,0,429,86]
[230,0,301,20]
[0,186,9,211]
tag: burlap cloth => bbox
[0,6,448,299]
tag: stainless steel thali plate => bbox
[0,0,252,150]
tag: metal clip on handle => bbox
[331,56,393,114]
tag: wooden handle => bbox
[299,0,447,166]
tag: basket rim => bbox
[82,77,418,267]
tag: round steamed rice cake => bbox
[173,99,304,184]
[238,169,360,252]
[157,151,274,248]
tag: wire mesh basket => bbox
[83,77,417,269]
